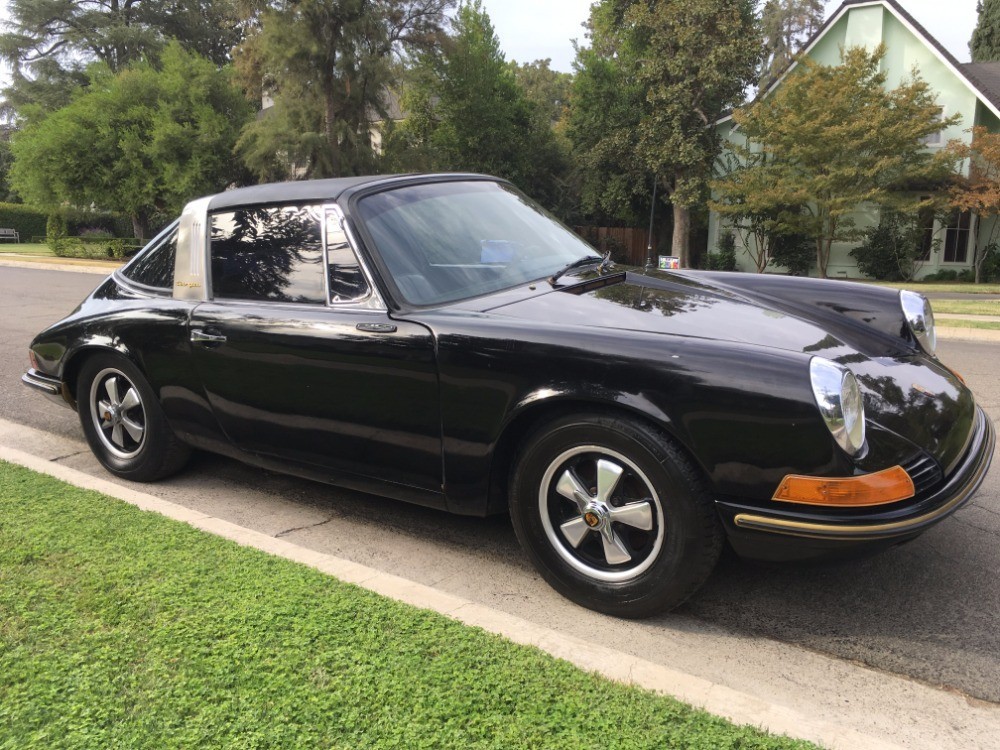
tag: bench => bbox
[0,228,19,243]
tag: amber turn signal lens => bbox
[28,349,39,371]
[772,466,915,507]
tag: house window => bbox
[923,109,945,147]
[943,210,971,263]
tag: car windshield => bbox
[355,180,600,306]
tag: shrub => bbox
[849,212,925,281]
[0,202,49,240]
[981,243,1000,282]
[770,232,813,276]
[705,230,738,271]
[46,213,68,254]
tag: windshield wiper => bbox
[548,253,610,286]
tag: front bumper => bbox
[22,368,73,409]
[717,406,995,562]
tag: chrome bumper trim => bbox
[734,408,994,541]
[22,368,62,395]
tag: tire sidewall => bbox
[77,353,172,481]
[510,414,719,618]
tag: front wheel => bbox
[509,413,722,618]
[77,353,190,482]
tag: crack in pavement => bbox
[49,450,88,463]
[274,514,338,539]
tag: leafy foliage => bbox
[971,0,1000,62]
[713,46,958,277]
[849,211,928,281]
[10,43,253,238]
[387,2,567,208]
[0,0,242,121]
[570,0,760,267]
[706,229,738,270]
[234,0,451,180]
[769,230,813,276]
[947,126,1000,282]
[759,0,824,89]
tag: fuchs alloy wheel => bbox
[509,413,723,618]
[77,353,190,481]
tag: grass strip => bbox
[937,318,1000,330]
[0,243,54,256]
[932,300,1000,316]
[0,462,818,750]
[864,281,1000,294]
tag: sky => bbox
[483,0,982,72]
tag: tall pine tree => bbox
[759,0,825,89]
[971,0,1000,62]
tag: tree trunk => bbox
[131,213,148,242]
[672,203,691,268]
[324,90,342,177]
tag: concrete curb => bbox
[0,443,905,750]
[0,256,120,275]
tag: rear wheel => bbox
[509,413,722,618]
[77,353,190,481]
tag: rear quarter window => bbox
[121,227,177,291]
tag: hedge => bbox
[0,202,132,241]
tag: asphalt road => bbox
[4,264,1000,705]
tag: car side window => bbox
[121,227,177,290]
[210,205,325,304]
[326,212,370,303]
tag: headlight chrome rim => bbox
[900,290,936,355]
[809,357,867,456]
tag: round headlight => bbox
[900,290,936,355]
[809,357,866,456]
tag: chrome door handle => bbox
[191,328,227,344]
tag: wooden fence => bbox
[574,226,654,266]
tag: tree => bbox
[627,0,761,267]
[567,0,759,265]
[388,2,567,207]
[0,0,242,119]
[712,46,958,278]
[510,59,573,126]
[971,0,1000,62]
[10,43,254,238]
[948,126,1000,282]
[565,6,650,227]
[759,0,825,89]
[234,0,451,180]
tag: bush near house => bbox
[849,212,926,281]
[705,230,738,271]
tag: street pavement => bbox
[3,264,1000,708]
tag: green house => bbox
[708,0,1000,278]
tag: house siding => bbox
[709,0,989,279]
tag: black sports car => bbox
[23,174,994,617]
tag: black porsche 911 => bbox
[23,173,994,617]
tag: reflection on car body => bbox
[22,173,994,617]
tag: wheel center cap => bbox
[583,510,601,528]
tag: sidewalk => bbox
[0,252,122,275]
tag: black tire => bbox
[77,353,190,482]
[509,412,723,618]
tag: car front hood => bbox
[484,271,977,473]
[486,271,854,359]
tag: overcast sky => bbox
[484,0,981,71]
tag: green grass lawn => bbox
[0,242,54,256]
[866,280,1000,294]
[937,318,1000,330]
[932,299,1000,316]
[0,461,818,750]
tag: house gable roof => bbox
[719,0,1000,124]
